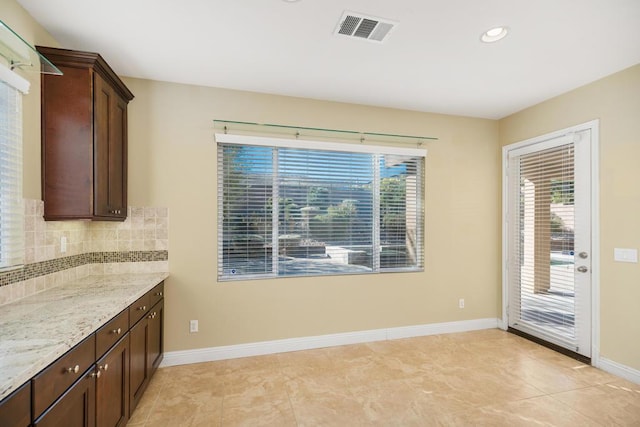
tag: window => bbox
[0,67,27,270]
[217,134,425,281]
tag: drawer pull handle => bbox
[67,365,80,374]
[90,370,101,379]
[138,305,147,311]
[99,364,109,371]
[112,327,122,335]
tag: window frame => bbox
[216,133,426,281]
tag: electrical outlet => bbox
[60,236,67,253]
[189,320,198,333]
[459,298,465,309]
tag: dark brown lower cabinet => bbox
[129,299,164,416]
[33,372,96,427]
[96,335,129,427]
[0,282,164,427]
[129,316,149,415]
[148,300,164,377]
[0,382,30,427]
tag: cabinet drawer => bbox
[148,282,164,308]
[129,293,150,327]
[32,334,96,419]
[0,381,30,427]
[96,309,129,357]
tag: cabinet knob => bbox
[148,312,157,319]
[66,365,80,374]
[90,370,101,379]
[112,327,122,335]
[155,291,163,297]
[99,364,109,371]
[138,305,147,311]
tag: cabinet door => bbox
[128,317,148,416]
[96,335,129,427]
[108,94,127,219]
[94,73,112,218]
[33,372,96,427]
[41,65,94,219]
[94,74,127,219]
[147,300,164,377]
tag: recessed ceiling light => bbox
[481,26,509,43]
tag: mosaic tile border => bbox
[0,250,168,287]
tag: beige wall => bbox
[123,77,501,351]
[499,64,640,371]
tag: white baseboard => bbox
[597,357,640,385]
[161,317,499,367]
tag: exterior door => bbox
[504,125,593,358]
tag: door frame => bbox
[501,119,600,366]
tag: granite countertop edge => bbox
[0,271,169,401]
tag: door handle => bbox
[577,266,588,273]
[578,252,589,259]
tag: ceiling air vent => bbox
[334,11,397,43]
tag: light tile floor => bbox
[127,329,640,426]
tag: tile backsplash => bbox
[0,199,169,305]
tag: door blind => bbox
[508,141,579,347]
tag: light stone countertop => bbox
[0,272,169,401]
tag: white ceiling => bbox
[17,0,640,119]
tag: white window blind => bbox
[217,134,425,281]
[0,72,26,270]
[508,142,578,346]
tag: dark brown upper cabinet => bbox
[37,46,134,221]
